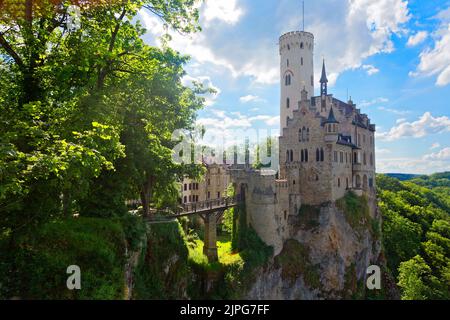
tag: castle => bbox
[181,29,376,255]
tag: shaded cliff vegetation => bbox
[377,173,450,300]
[0,216,143,299]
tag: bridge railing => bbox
[176,196,239,214]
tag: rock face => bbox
[246,195,381,299]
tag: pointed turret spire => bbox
[320,59,328,83]
[320,59,328,96]
[324,106,339,124]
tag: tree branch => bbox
[0,33,24,68]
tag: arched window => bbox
[305,149,309,162]
[286,97,290,109]
[306,128,310,141]
[302,126,306,141]
[299,129,302,142]
[301,149,304,162]
[300,42,304,49]
[316,148,320,162]
[320,148,324,162]
[290,150,294,162]
[189,183,192,190]
[184,184,187,191]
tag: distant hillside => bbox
[376,172,450,300]
[385,173,422,181]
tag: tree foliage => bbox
[377,173,450,300]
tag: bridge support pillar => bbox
[203,213,218,262]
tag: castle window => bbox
[189,195,191,202]
[305,149,308,162]
[370,153,373,166]
[287,59,289,67]
[306,128,310,141]
[316,174,319,181]
[290,150,294,162]
[189,183,192,190]
[338,178,341,188]
[217,192,220,199]
[287,44,290,50]
[354,152,358,163]
[285,74,292,86]
[320,148,324,162]
[300,42,304,49]
[363,135,366,144]
[363,152,367,165]
[284,211,287,220]
[358,134,361,147]
[299,129,302,142]
[184,196,187,203]
[207,191,210,199]
[302,126,306,141]
[184,184,187,191]
[346,178,349,189]
[301,149,304,162]
[334,151,338,162]
[286,150,290,163]
[286,97,290,109]
[340,152,343,163]
[293,180,296,185]
[301,57,303,65]
[286,116,289,126]
[316,148,320,162]
[345,153,348,163]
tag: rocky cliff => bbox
[246,192,382,299]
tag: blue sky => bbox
[138,0,450,174]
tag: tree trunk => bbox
[140,175,154,218]
[62,191,72,218]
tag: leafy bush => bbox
[0,217,126,299]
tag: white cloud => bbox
[359,97,389,107]
[410,7,450,87]
[362,64,380,75]
[375,148,392,155]
[182,75,221,106]
[203,0,244,26]
[430,142,441,150]
[377,157,450,174]
[376,112,450,141]
[140,0,410,88]
[406,31,428,47]
[291,0,411,87]
[197,110,279,131]
[396,118,407,124]
[377,106,410,115]
[239,95,261,103]
[424,147,450,160]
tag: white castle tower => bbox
[279,31,314,130]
